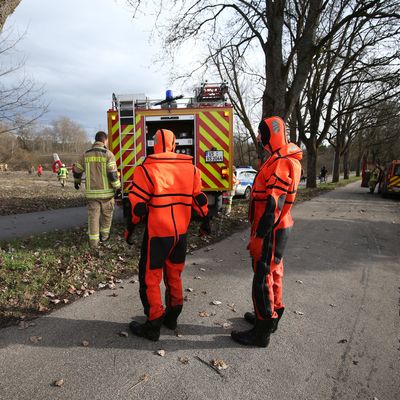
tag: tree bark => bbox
[343,148,350,179]
[305,143,318,188]
[0,0,21,31]
[332,144,340,182]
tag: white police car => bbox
[235,166,257,199]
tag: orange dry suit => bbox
[128,129,208,321]
[248,116,302,321]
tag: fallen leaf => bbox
[44,291,55,298]
[129,279,138,284]
[156,349,166,357]
[216,259,224,263]
[38,304,49,312]
[199,311,210,317]
[186,288,194,292]
[119,331,129,337]
[296,280,303,284]
[178,356,189,364]
[338,338,348,344]
[81,340,89,347]
[211,300,222,305]
[98,283,106,289]
[193,276,202,280]
[202,291,207,295]
[175,331,183,338]
[63,299,69,304]
[29,335,42,343]
[18,321,35,330]
[329,303,337,307]
[227,303,237,312]
[199,267,206,272]
[108,283,116,290]
[294,310,304,315]
[67,285,76,294]
[50,299,61,304]
[53,379,64,387]
[211,359,228,370]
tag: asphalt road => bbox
[0,206,123,241]
[0,181,399,400]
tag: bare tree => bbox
[296,2,400,187]
[0,29,48,134]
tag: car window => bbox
[394,164,400,176]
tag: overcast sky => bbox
[4,0,172,135]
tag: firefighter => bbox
[57,164,68,187]
[368,164,381,194]
[126,129,209,341]
[231,116,302,348]
[37,164,43,177]
[73,131,121,248]
[223,166,238,216]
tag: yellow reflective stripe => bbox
[122,124,134,134]
[102,160,107,189]
[112,122,119,135]
[200,169,217,188]
[199,113,230,147]
[211,110,230,131]
[85,156,107,163]
[89,234,99,240]
[100,227,111,234]
[136,142,142,159]
[111,180,121,189]
[75,162,84,172]
[85,162,91,190]
[107,161,117,168]
[199,126,230,161]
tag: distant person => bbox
[231,116,302,348]
[368,164,381,194]
[319,165,328,183]
[73,131,121,248]
[57,164,68,187]
[37,164,43,177]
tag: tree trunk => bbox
[332,144,340,182]
[306,143,318,188]
[343,148,350,179]
[288,112,297,143]
[0,0,21,31]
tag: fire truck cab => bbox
[107,83,234,215]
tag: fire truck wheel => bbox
[244,186,251,200]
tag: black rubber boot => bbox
[272,307,284,333]
[129,316,164,341]
[163,305,182,330]
[231,319,274,348]
[244,307,285,333]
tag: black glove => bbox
[114,188,122,199]
[74,183,80,190]
[124,216,135,245]
[199,216,211,236]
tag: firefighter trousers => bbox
[138,229,187,321]
[252,227,291,320]
[87,198,115,247]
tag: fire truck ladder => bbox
[116,95,138,194]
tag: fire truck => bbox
[107,83,234,215]
[378,160,400,196]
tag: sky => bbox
[4,0,172,135]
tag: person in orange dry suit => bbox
[231,116,303,348]
[126,129,210,341]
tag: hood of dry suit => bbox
[258,116,289,154]
[153,129,176,154]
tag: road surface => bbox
[0,181,399,400]
[0,206,123,242]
